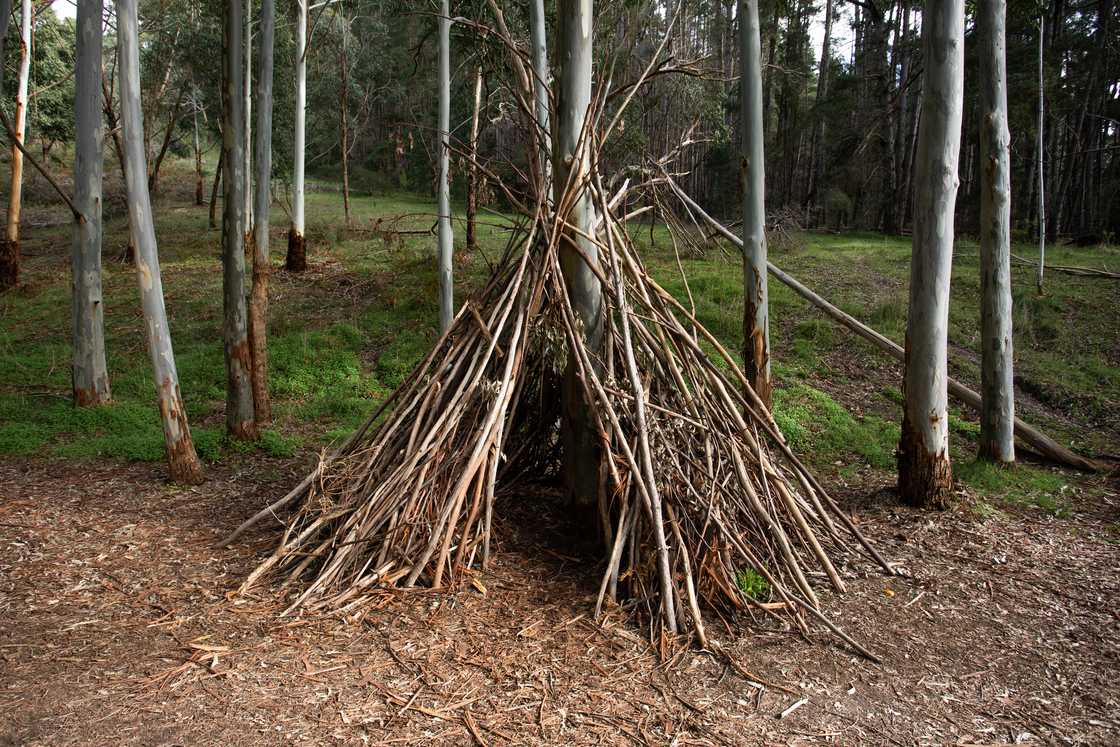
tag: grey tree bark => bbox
[116,0,204,484]
[436,0,454,332]
[243,0,253,234]
[222,0,258,441]
[529,0,552,195]
[739,0,771,407]
[249,0,275,424]
[1036,14,1046,293]
[898,0,964,509]
[805,0,832,209]
[977,0,1015,464]
[554,0,605,513]
[286,0,308,271]
[0,0,31,289]
[71,0,111,406]
[466,65,482,249]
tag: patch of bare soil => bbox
[1,458,1118,746]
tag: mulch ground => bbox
[1,456,1118,746]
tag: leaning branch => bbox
[669,180,1102,473]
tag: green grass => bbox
[956,459,1072,518]
[3,155,1114,506]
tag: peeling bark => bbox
[898,0,964,508]
[221,0,258,441]
[286,230,307,272]
[249,0,275,425]
[739,0,771,408]
[117,0,204,484]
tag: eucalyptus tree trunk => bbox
[465,65,482,249]
[249,0,275,424]
[0,0,31,289]
[436,0,454,332]
[71,0,111,406]
[529,0,552,195]
[805,0,832,210]
[1036,14,1046,293]
[243,0,253,235]
[898,0,964,509]
[555,0,605,512]
[339,16,352,228]
[222,0,258,441]
[286,0,308,272]
[193,102,205,205]
[117,0,204,484]
[739,0,771,408]
[209,147,224,229]
[101,68,137,263]
[977,0,1014,464]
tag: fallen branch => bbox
[1010,253,1119,280]
[668,180,1102,473]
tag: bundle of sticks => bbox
[236,176,891,660]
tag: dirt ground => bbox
[1,455,1118,746]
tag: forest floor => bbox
[2,161,1119,745]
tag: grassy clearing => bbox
[2,158,1113,518]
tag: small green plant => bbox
[735,568,771,600]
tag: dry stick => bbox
[218,303,473,547]
[1010,252,1119,279]
[601,179,679,634]
[669,180,1101,473]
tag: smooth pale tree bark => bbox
[739,0,771,408]
[436,0,454,332]
[1036,14,1046,293]
[222,0,258,441]
[117,0,204,484]
[465,65,482,249]
[977,0,1015,464]
[286,0,308,271]
[529,0,551,194]
[554,0,605,513]
[249,0,275,424]
[0,0,31,289]
[898,0,964,509]
[71,0,111,406]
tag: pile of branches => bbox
[237,187,890,659]
[234,10,891,657]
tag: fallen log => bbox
[669,181,1102,473]
[1010,253,1119,280]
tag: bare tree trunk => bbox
[249,0,275,424]
[209,146,223,229]
[529,0,552,196]
[222,0,258,441]
[101,68,136,263]
[1036,14,1046,292]
[117,0,204,484]
[1,0,31,289]
[339,17,351,229]
[805,0,832,209]
[286,0,308,271]
[977,0,1014,464]
[243,0,253,238]
[898,0,963,509]
[193,100,205,205]
[555,0,605,514]
[465,65,482,250]
[739,0,771,407]
[436,0,454,332]
[71,0,111,406]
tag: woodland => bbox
[0,0,1118,744]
